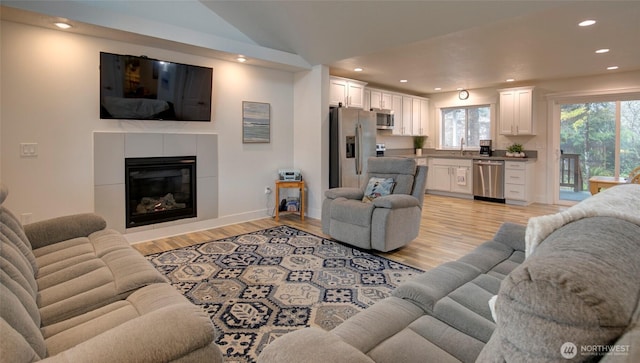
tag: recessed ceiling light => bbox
[434,87,442,91]
[506,78,515,82]
[237,56,247,63]
[400,80,408,83]
[607,66,619,70]
[354,67,363,72]
[595,48,610,54]
[54,22,72,29]
[579,19,596,27]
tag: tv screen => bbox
[100,52,213,121]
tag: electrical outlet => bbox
[264,186,272,194]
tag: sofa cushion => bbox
[1,207,38,276]
[1,236,38,301]
[1,280,46,359]
[36,243,167,326]
[332,296,425,353]
[41,284,206,355]
[393,261,481,314]
[258,327,376,363]
[487,216,640,361]
[31,228,166,326]
[330,198,375,227]
[393,223,526,315]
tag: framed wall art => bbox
[242,101,271,143]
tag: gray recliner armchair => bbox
[322,157,428,252]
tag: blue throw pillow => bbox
[362,177,395,203]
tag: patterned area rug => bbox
[146,226,423,363]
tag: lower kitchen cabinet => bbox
[504,160,534,205]
[427,158,472,196]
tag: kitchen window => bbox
[440,105,491,149]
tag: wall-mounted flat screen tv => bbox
[100,52,213,121]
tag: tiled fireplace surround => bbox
[94,132,218,234]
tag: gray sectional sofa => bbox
[259,183,640,362]
[0,183,223,362]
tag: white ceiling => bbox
[2,1,639,95]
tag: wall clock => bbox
[459,90,470,100]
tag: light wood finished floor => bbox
[133,195,565,271]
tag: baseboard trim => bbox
[126,209,270,244]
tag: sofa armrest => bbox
[372,194,419,209]
[258,327,374,363]
[325,187,364,200]
[40,304,221,363]
[491,222,526,251]
[24,213,107,249]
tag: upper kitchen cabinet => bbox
[391,94,404,136]
[370,89,393,110]
[363,89,371,111]
[330,77,367,109]
[499,86,535,135]
[400,96,429,136]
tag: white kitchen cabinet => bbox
[400,96,413,135]
[391,94,403,135]
[330,77,366,109]
[411,98,422,135]
[370,89,393,110]
[504,160,534,205]
[427,158,472,195]
[363,89,371,112]
[499,86,535,135]
[414,98,429,136]
[400,96,429,136]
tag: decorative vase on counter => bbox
[413,136,426,157]
[506,151,526,158]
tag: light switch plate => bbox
[20,143,38,157]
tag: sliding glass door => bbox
[558,99,640,202]
[620,101,640,174]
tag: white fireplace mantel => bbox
[94,132,218,234]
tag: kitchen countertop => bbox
[395,154,536,162]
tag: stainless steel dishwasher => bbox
[473,160,505,202]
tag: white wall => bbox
[0,21,297,235]
[293,65,329,219]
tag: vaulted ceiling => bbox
[3,1,639,95]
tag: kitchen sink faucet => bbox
[460,137,465,156]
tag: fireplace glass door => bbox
[125,156,196,227]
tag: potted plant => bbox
[506,143,525,157]
[413,136,426,156]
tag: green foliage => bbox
[560,100,640,188]
[413,135,426,149]
[507,143,523,153]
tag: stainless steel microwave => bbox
[373,109,394,130]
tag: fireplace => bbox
[125,156,197,228]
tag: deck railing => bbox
[560,153,582,192]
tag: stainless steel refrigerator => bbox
[329,107,377,188]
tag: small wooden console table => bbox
[588,176,628,195]
[274,180,305,221]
